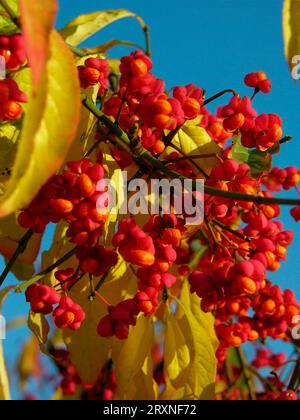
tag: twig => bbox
[0,229,33,288]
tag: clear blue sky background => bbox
[1,0,299,399]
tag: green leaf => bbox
[19,0,57,91]
[283,0,300,75]
[0,0,19,35]
[0,30,81,218]
[164,282,217,400]
[230,138,272,178]
[59,9,146,46]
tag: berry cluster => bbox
[0,78,27,120]
[98,215,183,339]
[52,348,117,399]
[0,34,26,70]
[18,158,108,241]
[12,41,299,400]
[26,284,85,331]
[78,57,109,93]
[103,51,204,155]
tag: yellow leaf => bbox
[19,0,57,91]
[112,315,154,399]
[0,122,20,186]
[283,0,300,73]
[171,119,221,176]
[0,30,81,218]
[164,283,217,400]
[100,142,126,246]
[27,311,50,354]
[63,284,111,385]
[63,262,135,385]
[125,354,158,400]
[59,10,146,46]
[177,281,219,351]
[0,286,13,400]
[164,307,190,388]
[17,336,41,390]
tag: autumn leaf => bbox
[0,30,81,218]
[171,119,221,176]
[28,311,50,355]
[59,9,146,46]
[163,282,217,400]
[164,306,190,388]
[19,0,58,92]
[283,0,300,75]
[112,315,154,399]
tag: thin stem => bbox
[15,247,77,293]
[95,271,110,291]
[212,219,251,242]
[0,0,19,26]
[168,141,209,178]
[143,25,151,57]
[84,139,102,158]
[67,44,88,57]
[246,365,275,391]
[164,153,218,164]
[94,290,111,307]
[0,229,33,288]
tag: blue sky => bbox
[1,0,299,399]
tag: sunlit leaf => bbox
[283,0,300,75]
[19,0,57,92]
[164,282,217,400]
[28,311,50,354]
[112,315,154,399]
[171,119,221,176]
[0,30,81,218]
[164,306,190,388]
[229,138,272,178]
[0,0,18,35]
[59,10,146,46]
